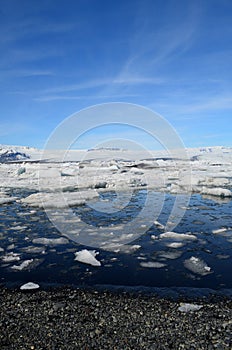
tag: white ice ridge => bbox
[74,249,101,266]
[0,145,231,205]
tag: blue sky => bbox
[0,0,232,149]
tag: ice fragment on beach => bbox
[178,303,203,312]
[184,256,212,276]
[140,261,166,268]
[74,249,101,266]
[20,282,40,290]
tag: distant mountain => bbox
[0,147,30,162]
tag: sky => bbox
[0,0,232,150]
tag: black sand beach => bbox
[0,287,231,350]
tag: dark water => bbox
[0,189,232,296]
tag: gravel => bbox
[0,287,231,349]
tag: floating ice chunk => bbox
[20,282,40,290]
[12,259,34,271]
[100,243,141,253]
[154,220,165,230]
[151,235,158,240]
[2,252,20,262]
[212,228,228,234]
[184,256,212,276]
[21,246,46,254]
[21,190,98,208]
[157,250,183,260]
[201,187,232,197]
[74,249,101,266]
[159,232,197,241]
[166,242,184,248]
[140,261,166,268]
[0,247,4,252]
[11,225,27,230]
[178,303,203,312]
[32,237,69,246]
[0,197,18,205]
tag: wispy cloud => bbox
[34,93,139,102]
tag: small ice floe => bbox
[178,303,203,313]
[212,228,228,234]
[11,225,27,231]
[216,254,230,260]
[21,190,98,208]
[32,237,69,246]
[159,231,197,241]
[156,250,183,260]
[1,252,20,262]
[11,259,34,271]
[0,247,4,252]
[184,256,212,276]
[0,196,18,205]
[20,246,46,254]
[165,242,185,248]
[74,249,101,266]
[20,282,40,291]
[140,261,166,268]
[201,187,232,197]
[154,220,165,230]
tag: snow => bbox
[178,303,203,312]
[74,249,101,266]
[20,282,40,290]
[184,256,212,276]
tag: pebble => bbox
[0,287,231,349]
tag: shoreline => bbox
[0,286,231,349]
